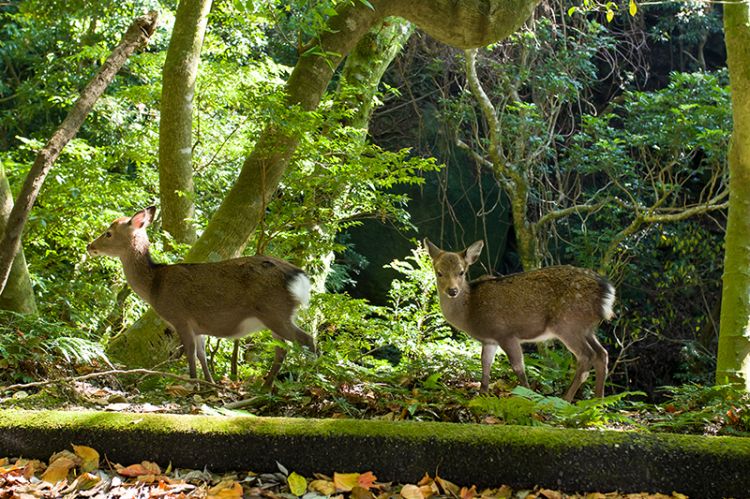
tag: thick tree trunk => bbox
[0,12,158,296]
[107,0,541,366]
[159,0,212,245]
[716,0,750,388]
[0,164,36,314]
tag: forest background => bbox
[0,0,748,436]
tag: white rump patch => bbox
[288,273,311,307]
[601,283,616,321]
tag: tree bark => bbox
[0,164,36,313]
[0,12,159,296]
[107,0,541,366]
[159,0,212,245]
[716,0,750,388]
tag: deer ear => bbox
[423,238,442,260]
[130,206,156,229]
[464,240,484,265]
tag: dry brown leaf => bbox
[207,480,243,499]
[538,489,562,499]
[72,445,99,473]
[310,479,337,496]
[420,484,437,498]
[166,384,193,397]
[334,472,361,492]
[585,494,607,499]
[49,450,81,467]
[352,485,375,499]
[460,485,477,499]
[41,457,76,483]
[401,484,424,499]
[117,461,161,477]
[436,476,461,496]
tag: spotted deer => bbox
[424,238,615,401]
[88,206,315,387]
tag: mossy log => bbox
[1,410,749,498]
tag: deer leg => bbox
[498,338,530,390]
[263,342,287,389]
[178,328,198,380]
[480,342,499,393]
[586,335,608,398]
[559,333,596,402]
[195,335,215,383]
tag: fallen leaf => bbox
[539,489,562,499]
[72,445,99,472]
[461,485,477,499]
[41,457,76,483]
[436,476,460,496]
[67,472,101,491]
[358,471,377,490]
[401,484,424,499]
[334,472,361,492]
[310,479,337,495]
[584,493,607,499]
[288,471,307,496]
[207,480,243,498]
[672,494,688,499]
[49,450,81,467]
[117,461,161,477]
[419,484,437,498]
[352,485,375,499]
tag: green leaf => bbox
[288,472,308,496]
[567,6,577,16]
[606,9,614,22]
[629,0,637,16]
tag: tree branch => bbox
[0,12,159,295]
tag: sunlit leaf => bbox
[288,471,308,496]
[41,457,75,483]
[358,471,377,490]
[72,445,99,472]
[310,479,336,495]
[606,9,614,22]
[334,472,360,492]
[629,0,637,16]
[400,483,424,499]
[207,480,243,498]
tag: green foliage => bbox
[470,386,641,428]
[649,384,750,436]
[0,311,110,384]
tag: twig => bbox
[1,368,225,393]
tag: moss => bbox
[1,410,749,498]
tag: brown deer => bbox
[87,206,315,387]
[424,238,614,401]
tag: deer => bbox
[424,238,615,401]
[87,206,315,387]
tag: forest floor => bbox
[0,356,741,498]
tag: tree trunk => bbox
[159,0,212,245]
[0,12,159,296]
[107,0,541,366]
[0,164,36,314]
[716,0,750,388]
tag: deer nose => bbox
[446,287,459,297]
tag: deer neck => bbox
[438,281,472,331]
[120,240,158,304]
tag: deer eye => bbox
[106,232,112,238]
[437,271,443,277]
[459,270,465,276]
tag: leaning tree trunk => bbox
[159,0,212,245]
[0,164,36,313]
[106,0,541,367]
[0,12,159,296]
[716,1,750,388]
